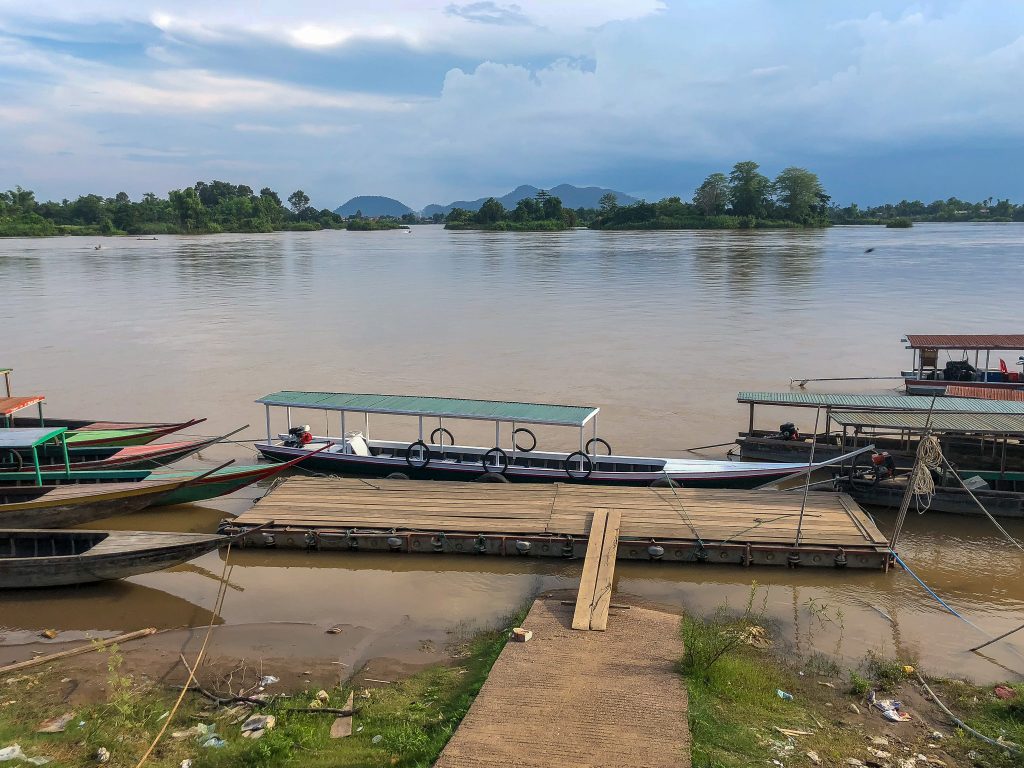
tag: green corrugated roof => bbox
[257,391,599,427]
[737,391,1024,414]
[830,411,1024,434]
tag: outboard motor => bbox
[870,451,897,482]
[285,425,313,447]
[775,422,800,441]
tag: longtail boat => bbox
[0,452,317,508]
[1,529,241,589]
[0,435,229,473]
[1,367,204,446]
[254,391,838,488]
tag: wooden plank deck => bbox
[434,598,690,768]
[229,477,891,569]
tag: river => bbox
[2,223,1023,681]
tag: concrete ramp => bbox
[435,598,690,768]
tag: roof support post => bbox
[61,434,70,478]
[38,401,44,428]
[748,403,755,436]
[418,416,423,441]
[286,407,291,430]
[985,350,991,380]
[365,413,370,440]
[265,405,271,443]
[592,417,597,458]
[32,446,42,486]
[340,411,345,441]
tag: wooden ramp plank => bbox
[590,509,621,631]
[572,508,608,630]
[434,599,689,768]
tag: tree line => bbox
[0,182,345,237]
[444,189,579,231]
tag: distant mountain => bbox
[334,196,413,218]
[422,184,638,217]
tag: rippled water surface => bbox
[3,224,1024,680]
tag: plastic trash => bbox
[36,712,75,733]
[25,759,51,766]
[316,690,330,703]
[371,735,382,744]
[259,675,279,686]
[994,685,1015,700]
[201,736,225,749]
[241,715,276,733]
[0,745,26,762]
[96,747,110,763]
[869,691,911,722]
[180,761,193,768]
[776,689,794,701]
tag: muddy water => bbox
[2,224,1024,681]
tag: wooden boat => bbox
[900,334,1024,395]
[1,366,204,446]
[254,391,845,488]
[0,435,232,473]
[0,478,193,528]
[0,452,319,507]
[0,529,236,589]
[835,473,1024,518]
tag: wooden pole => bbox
[0,628,157,674]
[968,621,1024,653]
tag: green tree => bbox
[599,192,618,213]
[773,167,825,223]
[728,161,771,217]
[475,197,505,225]
[260,188,282,206]
[287,190,310,214]
[693,173,729,216]
[169,187,204,231]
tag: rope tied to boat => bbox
[909,433,941,513]
[133,543,235,768]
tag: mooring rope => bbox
[133,543,235,768]
[890,551,983,633]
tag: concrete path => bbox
[435,598,690,767]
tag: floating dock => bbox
[434,597,690,768]
[227,477,891,569]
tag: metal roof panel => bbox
[256,391,599,427]
[905,334,1024,350]
[830,411,1024,434]
[737,391,1024,414]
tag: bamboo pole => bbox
[0,627,157,674]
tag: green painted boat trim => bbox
[65,428,160,447]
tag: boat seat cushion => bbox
[346,433,371,457]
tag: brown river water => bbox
[2,224,1024,682]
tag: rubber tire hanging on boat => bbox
[585,437,612,456]
[511,427,537,452]
[564,451,593,480]
[482,447,510,475]
[476,471,510,483]
[0,449,24,472]
[429,427,454,446]
[386,472,410,480]
[405,440,431,469]
[649,477,680,488]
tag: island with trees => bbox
[0,182,346,237]
[444,189,578,231]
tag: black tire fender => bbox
[565,451,593,480]
[476,471,510,483]
[585,437,612,456]
[482,447,510,475]
[511,428,537,452]
[405,441,431,469]
[429,427,454,446]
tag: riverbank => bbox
[0,616,518,768]
[680,605,1023,767]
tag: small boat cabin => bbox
[901,334,1024,395]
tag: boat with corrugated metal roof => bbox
[901,334,1024,395]
[253,391,845,488]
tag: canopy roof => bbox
[830,411,1024,435]
[737,391,1024,414]
[904,334,1024,350]
[257,391,599,427]
[0,395,44,417]
[0,427,66,448]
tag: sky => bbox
[1,0,1022,210]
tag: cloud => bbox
[0,1,1021,208]
[445,2,533,26]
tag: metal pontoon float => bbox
[255,391,840,488]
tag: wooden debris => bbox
[0,628,157,675]
[330,692,355,739]
[511,628,532,642]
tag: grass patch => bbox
[0,620,519,768]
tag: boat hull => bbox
[0,530,227,588]
[9,418,204,447]
[0,480,186,528]
[837,479,1024,518]
[256,442,808,489]
[2,438,220,473]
